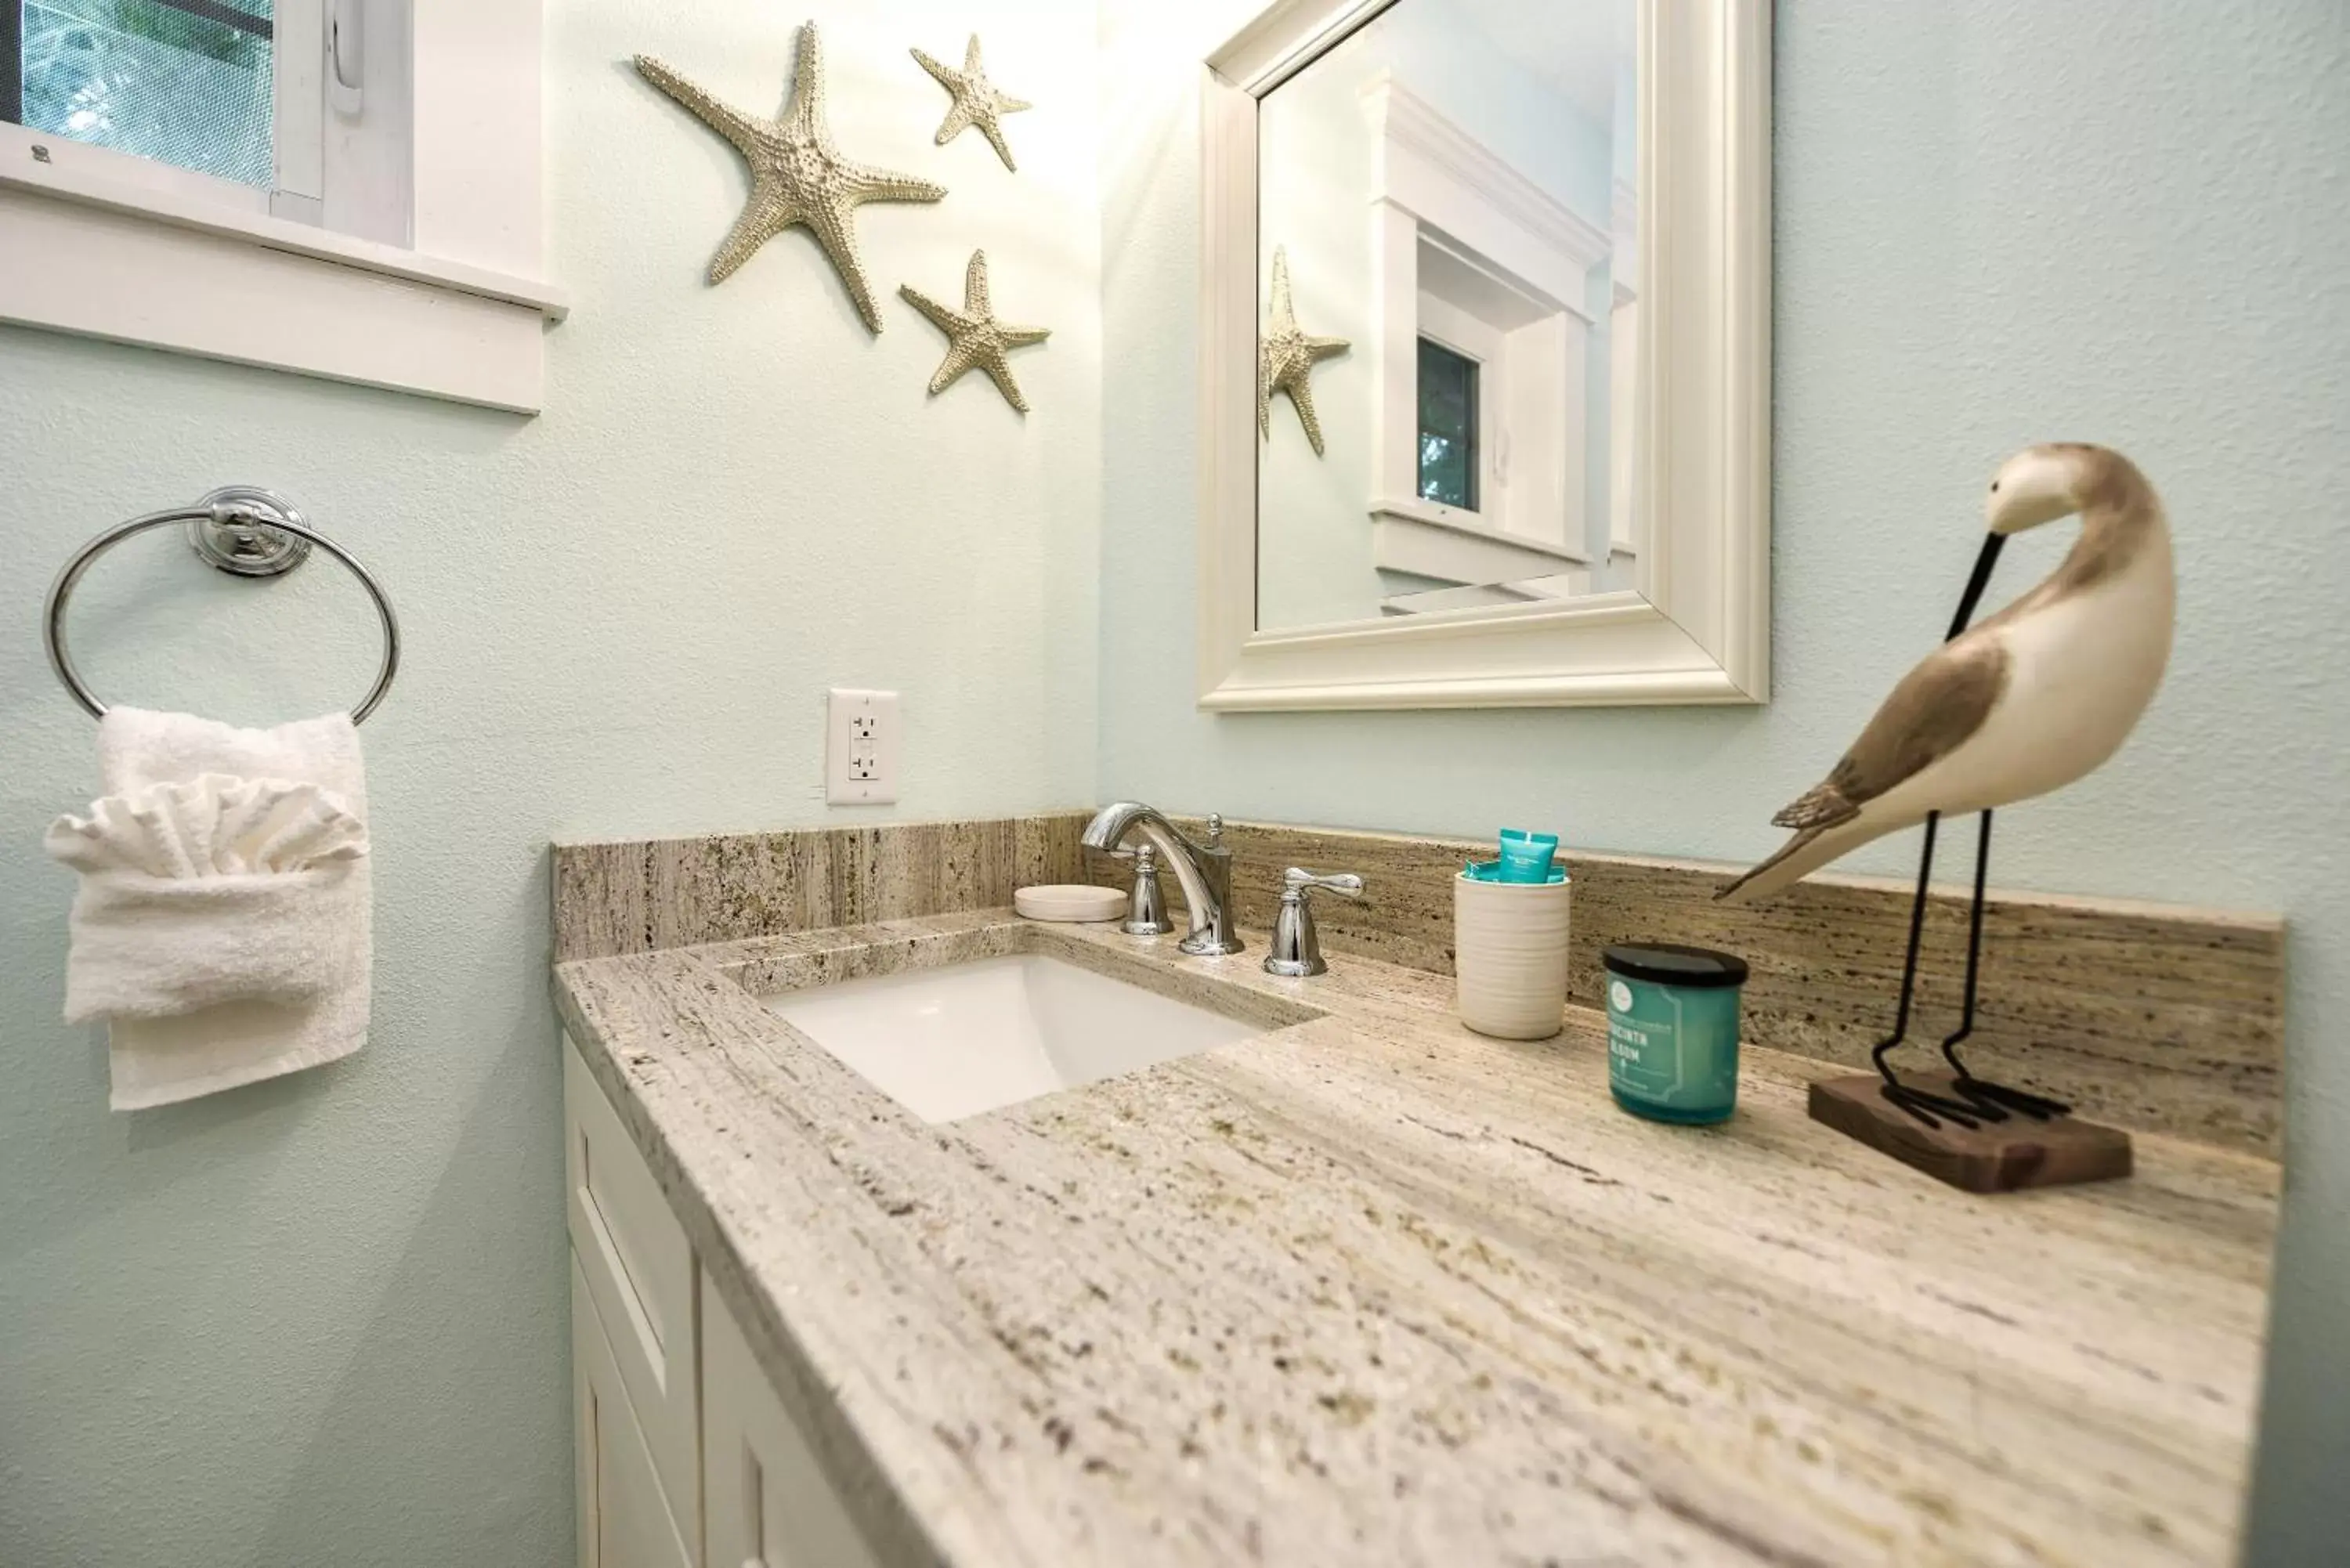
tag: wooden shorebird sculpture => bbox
[1720,443,2175,1129]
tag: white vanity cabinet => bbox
[703,1271,886,1568]
[565,1035,878,1568]
[573,1253,696,1568]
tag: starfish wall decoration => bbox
[910,34,1031,172]
[1258,245,1350,457]
[635,22,945,333]
[898,250,1051,412]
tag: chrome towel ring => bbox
[43,486,401,725]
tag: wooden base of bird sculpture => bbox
[1810,804,2135,1190]
[1809,1071,2132,1193]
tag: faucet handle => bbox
[1206,812,1225,847]
[1119,843,1176,935]
[1282,866,1363,899]
[1264,868,1364,977]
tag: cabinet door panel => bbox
[702,1269,882,1568]
[565,1033,700,1536]
[573,1253,694,1568]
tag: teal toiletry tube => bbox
[1603,944,1750,1124]
[1496,829,1559,883]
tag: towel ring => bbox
[44,487,401,725]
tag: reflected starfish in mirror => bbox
[910,34,1031,172]
[1258,246,1350,456]
[899,250,1051,412]
[635,22,945,332]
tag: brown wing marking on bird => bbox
[1771,781,1857,831]
[1716,637,2011,902]
[1792,636,2011,818]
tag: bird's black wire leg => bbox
[1872,811,1985,1129]
[1863,526,2026,1132]
[1939,810,2072,1121]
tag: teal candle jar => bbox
[1603,943,1750,1125]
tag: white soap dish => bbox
[1014,884,1126,923]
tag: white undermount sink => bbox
[762,954,1264,1122]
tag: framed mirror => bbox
[1198,0,1769,710]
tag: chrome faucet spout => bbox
[1081,802,1243,957]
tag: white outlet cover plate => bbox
[826,688,899,804]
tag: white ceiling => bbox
[1444,0,1632,128]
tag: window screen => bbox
[9,0,274,187]
[1417,336,1480,511]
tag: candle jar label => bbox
[1607,973,1741,1124]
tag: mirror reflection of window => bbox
[1253,0,1637,631]
[1416,338,1480,511]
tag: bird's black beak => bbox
[1945,532,2007,641]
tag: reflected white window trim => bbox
[1199,0,1770,710]
[1360,75,1607,578]
[1361,71,1611,303]
[0,0,564,414]
[1370,493,1586,605]
[1607,175,1639,558]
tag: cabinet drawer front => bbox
[573,1253,694,1568]
[703,1268,884,1568]
[564,1034,699,1552]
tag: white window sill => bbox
[1370,493,1589,581]
[0,135,566,414]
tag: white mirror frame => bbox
[1198,0,1770,710]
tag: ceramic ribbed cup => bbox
[1454,872,1572,1040]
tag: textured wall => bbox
[1096,1,2348,1559]
[0,1,1098,1562]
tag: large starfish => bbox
[636,23,945,333]
[909,34,1031,172]
[1258,245,1350,456]
[898,250,1050,412]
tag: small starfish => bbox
[910,34,1031,172]
[898,250,1050,412]
[636,23,945,332]
[1258,246,1350,456]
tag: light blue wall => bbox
[1097,2,2348,1559]
[0,2,1097,1562]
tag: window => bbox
[1417,336,1480,511]
[13,1,276,189]
[3,0,410,238]
[0,1,564,412]
[1360,76,1609,576]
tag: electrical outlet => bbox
[825,688,898,804]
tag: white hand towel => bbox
[47,709,374,1110]
[47,774,369,1021]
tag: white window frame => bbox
[1607,175,1640,561]
[1358,73,1604,605]
[1412,247,1584,548]
[0,0,564,414]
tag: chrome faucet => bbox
[1081,803,1243,956]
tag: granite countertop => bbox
[553,910,2276,1568]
